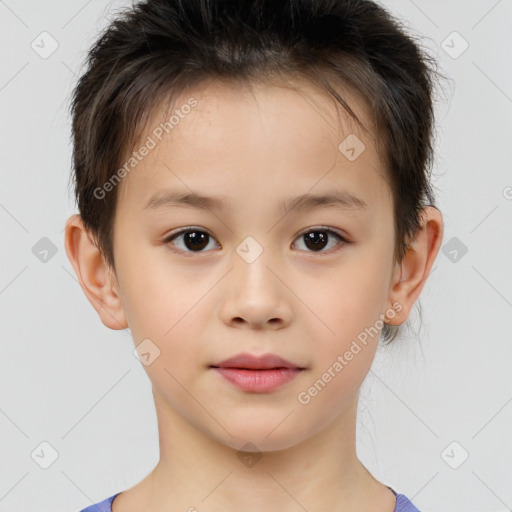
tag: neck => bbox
[119,389,394,512]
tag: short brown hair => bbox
[68,0,445,345]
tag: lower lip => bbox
[212,367,302,393]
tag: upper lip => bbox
[211,353,303,370]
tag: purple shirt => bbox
[78,486,420,511]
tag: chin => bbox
[208,420,306,454]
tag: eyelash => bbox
[163,226,350,256]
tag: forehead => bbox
[116,76,392,217]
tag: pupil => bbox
[185,231,209,251]
[304,231,327,251]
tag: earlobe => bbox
[64,214,128,330]
[385,206,444,326]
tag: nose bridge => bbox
[233,233,280,295]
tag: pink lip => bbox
[213,353,301,370]
[210,353,305,393]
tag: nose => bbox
[218,249,293,331]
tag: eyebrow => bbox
[144,189,368,214]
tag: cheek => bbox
[116,248,198,336]
[299,287,381,419]
[122,262,212,371]
[303,248,392,376]
[311,263,388,339]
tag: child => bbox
[65,0,444,510]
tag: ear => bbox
[385,206,444,325]
[64,214,128,330]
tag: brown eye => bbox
[164,226,349,256]
[293,228,348,254]
[164,228,219,253]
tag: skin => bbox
[65,76,443,511]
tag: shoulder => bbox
[76,492,121,512]
[394,492,421,512]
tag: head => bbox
[65,0,444,451]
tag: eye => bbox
[163,226,350,255]
[292,227,349,254]
[164,227,219,254]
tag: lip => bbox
[210,353,306,393]
[212,353,302,370]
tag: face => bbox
[109,77,397,451]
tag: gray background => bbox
[1,1,511,510]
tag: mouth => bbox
[209,353,306,393]
[210,352,305,371]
